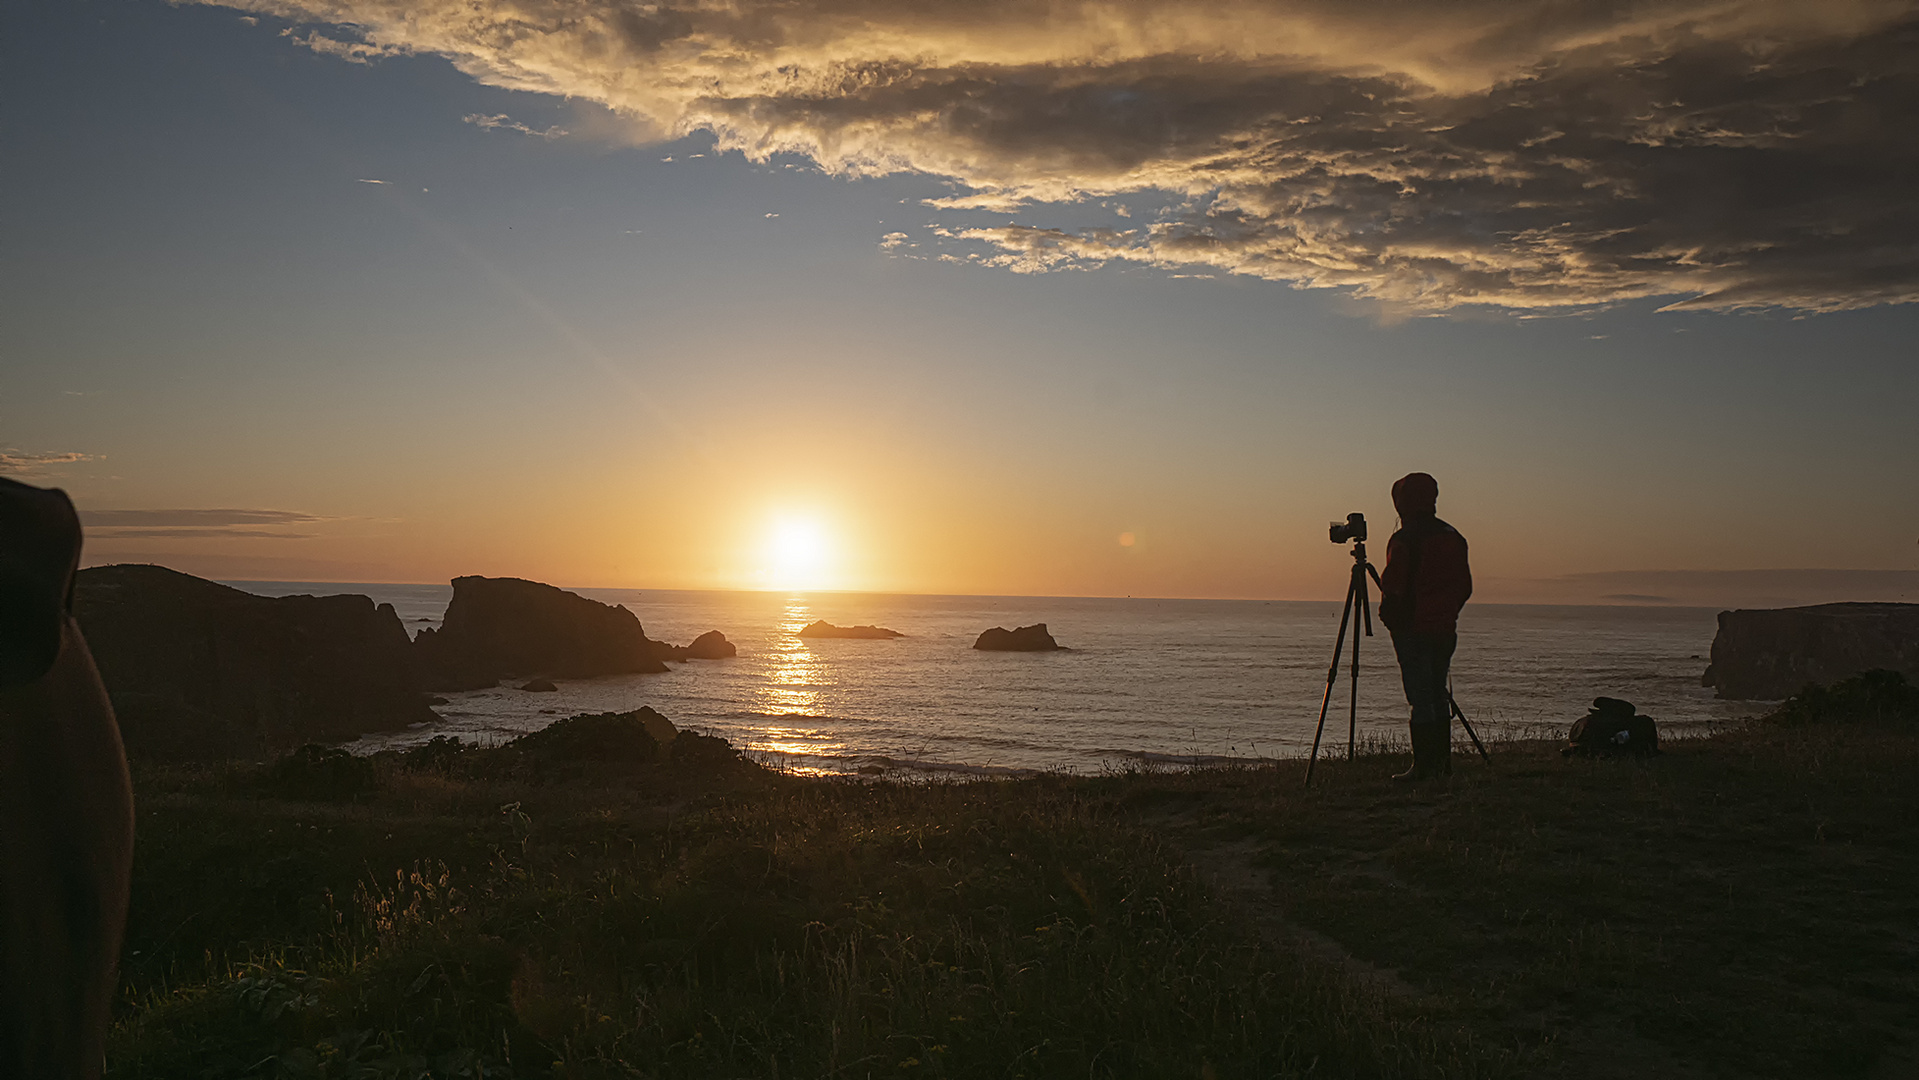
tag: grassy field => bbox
[106,680,1918,1078]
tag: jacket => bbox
[1377,473,1472,635]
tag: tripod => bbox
[1303,539,1489,786]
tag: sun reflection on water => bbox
[757,597,828,716]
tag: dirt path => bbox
[1146,803,1426,1002]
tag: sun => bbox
[764,517,834,591]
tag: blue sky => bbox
[5,0,1917,604]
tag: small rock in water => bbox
[974,623,1064,651]
[684,630,738,659]
[520,678,558,692]
[799,620,904,639]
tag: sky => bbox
[4,0,1917,606]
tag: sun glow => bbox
[763,516,835,591]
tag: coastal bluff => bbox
[974,624,1065,651]
[1704,602,1919,700]
[73,564,434,759]
[414,575,669,690]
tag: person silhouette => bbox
[0,477,134,1079]
[1376,472,1472,780]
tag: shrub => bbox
[504,707,673,767]
[1765,669,1919,727]
[265,743,377,800]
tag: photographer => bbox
[1377,472,1472,781]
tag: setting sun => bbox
[764,517,835,591]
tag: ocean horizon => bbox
[226,580,1769,776]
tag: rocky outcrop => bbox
[1703,602,1919,700]
[413,576,667,690]
[506,707,679,765]
[73,564,435,760]
[681,630,737,659]
[797,620,904,639]
[973,623,1064,651]
[647,630,738,662]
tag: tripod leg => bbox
[1450,693,1491,763]
[1348,568,1362,761]
[1305,575,1358,786]
[1350,562,1372,761]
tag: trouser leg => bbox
[1393,631,1458,777]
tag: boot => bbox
[1392,723,1448,782]
[1390,727,1430,782]
[1430,722,1453,777]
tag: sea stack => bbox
[973,624,1064,651]
[1703,602,1919,700]
[647,630,739,661]
[414,576,668,690]
[798,620,904,639]
[681,630,738,659]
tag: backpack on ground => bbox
[1562,696,1660,758]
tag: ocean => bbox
[229,583,1766,775]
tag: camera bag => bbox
[1562,697,1660,758]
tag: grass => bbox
[106,678,1919,1078]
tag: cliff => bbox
[1703,602,1919,700]
[72,564,434,759]
[414,575,668,690]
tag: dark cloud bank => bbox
[210,0,1919,312]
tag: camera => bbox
[1328,512,1366,544]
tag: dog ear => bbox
[0,477,83,687]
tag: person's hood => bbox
[1392,472,1439,518]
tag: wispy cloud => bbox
[1491,568,1919,607]
[87,528,316,540]
[281,27,411,64]
[463,112,569,140]
[212,0,1919,312]
[78,509,326,527]
[0,449,98,474]
[81,509,330,542]
[922,192,1032,212]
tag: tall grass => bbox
[109,749,1510,1079]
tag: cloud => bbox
[81,510,331,542]
[0,450,98,473]
[87,528,316,540]
[281,27,412,64]
[79,509,326,527]
[921,192,1033,212]
[463,112,569,139]
[1489,568,1919,607]
[209,0,1919,312]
